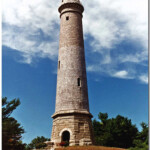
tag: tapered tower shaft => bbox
[51,0,94,146]
[56,0,89,112]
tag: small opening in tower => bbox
[66,16,69,21]
[62,0,63,2]
[77,78,81,87]
[58,61,60,69]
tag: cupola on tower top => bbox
[61,0,81,4]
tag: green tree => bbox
[2,97,25,150]
[139,122,148,144]
[92,112,138,148]
[130,122,148,150]
[98,112,108,125]
[27,136,50,149]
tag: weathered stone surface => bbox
[51,0,94,146]
[51,113,94,146]
[56,1,88,113]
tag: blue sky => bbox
[2,0,148,144]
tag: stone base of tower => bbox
[51,110,94,146]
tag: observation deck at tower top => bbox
[58,0,84,14]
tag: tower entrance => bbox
[62,131,70,142]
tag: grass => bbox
[56,146,127,150]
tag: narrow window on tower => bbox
[77,78,81,87]
[58,61,60,69]
[62,0,63,2]
[66,16,69,21]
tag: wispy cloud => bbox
[138,75,148,84]
[2,0,148,83]
[83,0,148,83]
[2,0,60,63]
[113,70,132,79]
[83,0,148,50]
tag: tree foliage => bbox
[130,122,148,150]
[27,136,50,149]
[2,97,25,150]
[93,112,139,148]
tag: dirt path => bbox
[56,146,127,150]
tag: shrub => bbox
[35,142,47,149]
[59,141,69,147]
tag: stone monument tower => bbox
[51,0,94,146]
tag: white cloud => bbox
[2,25,59,62]
[87,65,99,72]
[113,70,132,79]
[82,0,148,50]
[117,50,148,65]
[2,0,60,63]
[82,0,148,82]
[2,0,148,82]
[138,75,148,84]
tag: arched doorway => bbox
[62,131,70,142]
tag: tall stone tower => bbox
[51,0,94,146]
